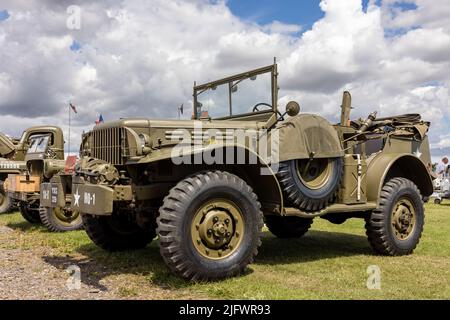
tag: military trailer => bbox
[5,127,82,231]
[0,126,62,214]
[64,64,433,281]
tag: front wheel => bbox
[19,202,41,224]
[365,177,424,256]
[157,171,263,281]
[39,206,83,232]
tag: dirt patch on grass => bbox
[0,223,201,300]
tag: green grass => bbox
[1,203,450,299]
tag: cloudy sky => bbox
[0,0,449,156]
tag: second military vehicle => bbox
[0,126,64,214]
[6,126,82,231]
[52,64,433,281]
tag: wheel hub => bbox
[199,210,234,249]
[391,198,416,240]
[296,158,333,190]
[53,207,81,225]
[191,200,244,260]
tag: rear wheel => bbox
[39,206,83,232]
[365,178,424,256]
[277,157,343,212]
[0,181,12,214]
[434,198,442,205]
[265,216,313,238]
[82,210,156,251]
[19,202,41,224]
[157,171,263,281]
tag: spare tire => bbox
[277,157,343,212]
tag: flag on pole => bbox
[69,102,77,113]
[95,114,104,125]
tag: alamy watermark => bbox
[66,264,81,290]
[66,5,81,30]
[169,122,280,175]
[366,265,381,290]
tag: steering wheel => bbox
[252,102,284,121]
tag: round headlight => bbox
[138,133,152,155]
[139,133,147,148]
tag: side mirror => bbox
[286,101,300,117]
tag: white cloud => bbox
[0,0,449,154]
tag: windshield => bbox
[27,135,50,154]
[193,64,277,119]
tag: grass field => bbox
[1,203,450,299]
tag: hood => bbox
[93,118,264,131]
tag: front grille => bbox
[91,127,126,165]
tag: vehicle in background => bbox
[5,127,82,231]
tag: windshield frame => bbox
[27,134,51,155]
[193,64,278,120]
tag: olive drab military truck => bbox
[5,126,83,232]
[64,63,433,281]
[0,126,61,214]
[0,132,25,213]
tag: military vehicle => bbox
[5,126,82,231]
[63,63,433,281]
[0,126,62,214]
[0,133,23,213]
[431,172,449,204]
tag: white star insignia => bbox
[413,149,422,158]
[73,188,80,207]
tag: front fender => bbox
[366,153,433,202]
[136,143,285,213]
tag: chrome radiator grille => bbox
[91,127,126,165]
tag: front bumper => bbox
[71,183,115,215]
[41,182,65,208]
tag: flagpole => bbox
[68,103,71,158]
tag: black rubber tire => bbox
[157,170,264,281]
[82,212,156,251]
[265,216,313,238]
[434,198,442,205]
[39,206,84,232]
[365,177,424,256]
[19,202,41,224]
[277,157,343,212]
[0,181,13,214]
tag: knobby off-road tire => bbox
[19,202,41,224]
[277,157,344,212]
[265,216,313,238]
[39,206,83,232]
[0,181,13,214]
[82,212,156,251]
[157,171,264,281]
[365,177,424,256]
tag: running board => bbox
[283,202,378,218]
